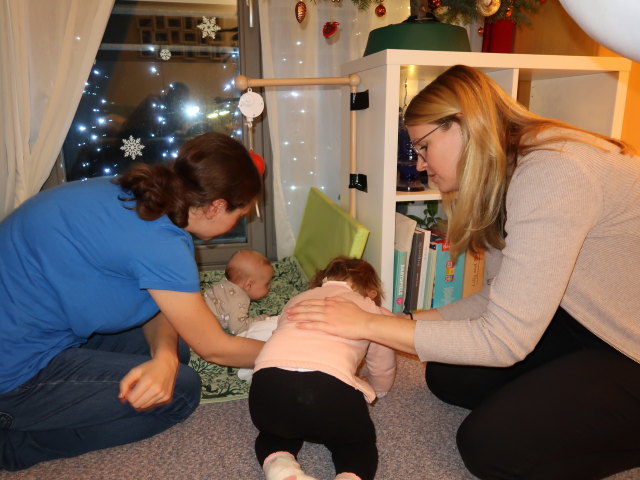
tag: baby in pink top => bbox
[249,256,396,480]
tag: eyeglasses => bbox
[410,123,444,162]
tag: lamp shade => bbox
[364,22,471,57]
[559,0,640,62]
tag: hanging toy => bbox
[375,1,386,17]
[249,150,265,176]
[295,1,307,23]
[238,88,265,171]
[238,89,264,130]
[322,21,340,38]
[238,88,266,217]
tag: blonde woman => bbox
[288,65,640,479]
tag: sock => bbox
[262,451,318,480]
[334,473,362,480]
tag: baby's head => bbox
[310,256,383,306]
[225,249,274,300]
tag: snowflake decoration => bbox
[159,48,171,61]
[121,135,145,159]
[197,16,221,39]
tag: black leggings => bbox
[426,307,640,480]
[249,368,377,480]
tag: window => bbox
[55,0,273,267]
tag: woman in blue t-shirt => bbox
[0,132,264,470]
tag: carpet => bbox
[191,256,309,403]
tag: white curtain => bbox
[258,1,408,258]
[0,0,114,220]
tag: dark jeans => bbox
[426,307,640,480]
[249,368,378,480]
[0,327,201,471]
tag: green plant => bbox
[407,200,443,231]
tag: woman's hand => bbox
[289,296,419,355]
[287,295,373,340]
[119,355,178,411]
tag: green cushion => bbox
[293,187,370,280]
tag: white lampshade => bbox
[559,0,640,62]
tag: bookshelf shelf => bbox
[339,49,631,310]
[396,190,441,202]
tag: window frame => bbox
[43,0,275,270]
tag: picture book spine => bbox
[392,249,408,313]
[423,242,437,310]
[415,227,431,310]
[432,239,466,308]
[403,228,425,313]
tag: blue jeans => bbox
[0,327,201,471]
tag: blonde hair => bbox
[404,64,632,262]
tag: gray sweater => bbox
[414,131,640,367]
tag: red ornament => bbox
[295,1,306,23]
[249,149,265,176]
[477,26,484,35]
[428,0,441,8]
[505,6,513,17]
[375,3,386,17]
[322,21,340,38]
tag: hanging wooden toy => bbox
[238,87,266,217]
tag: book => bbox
[431,238,466,308]
[422,242,437,310]
[392,249,408,313]
[393,213,417,313]
[403,228,426,313]
[415,227,432,310]
[462,248,485,297]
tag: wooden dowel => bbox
[349,84,357,218]
[236,74,360,90]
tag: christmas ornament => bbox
[295,1,307,23]
[477,26,484,35]
[159,48,171,61]
[505,6,513,17]
[197,16,221,39]
[477,0,500,16]
[121,136,145,159]
[322,21,340,38]
[428,0,441,8]
[375,2,386,17]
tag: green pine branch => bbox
[434,0,543,27]
[316,0,542,25]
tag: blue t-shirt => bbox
[0,177,200,393]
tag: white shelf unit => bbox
[340,49,631,310]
